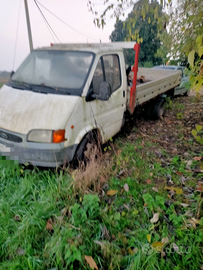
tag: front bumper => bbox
[0,130,77,167]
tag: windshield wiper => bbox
[28,83,70,95]
[10,80,31,89]
[8,80,71,95]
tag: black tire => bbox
[145,103,153,120]
[183,90,189,96]
[152,98,165,120]
[74,131,100,166]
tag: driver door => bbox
[87,54,126,142]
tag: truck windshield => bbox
[10,50,94,95]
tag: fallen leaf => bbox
[85,255,98,270]
[56,216,63,225]
[183,152,189,157]
[151,242,164,252]
[128,248,134,254]
[152,187,158,192]
[200,163,203,170]
[101,225,109,239]
[161,250,166,258]
[146,179,151,184]
[147,234,151,243]
[180,225,188,230]
[181,203,189,207]
[176,171,183,175]
[194,169,203,173]
[165,187,183,194]
[117,170,125,177]
[196,182,203,192]
[192,218,200,224]
[180,176,186,185]
[100,176,106,183]
[107,190,118,196]
[123,204,130,211]
[186,160,193,169]
[186,218,200,229]
[94,240,105,249]
[16,248,26,256]
[150,213,159,223]
[46,219,53,231]
[117,150,122,155]
[60,207,68,215]
[172,243,180,254]
[157,207,163,213]
[184,210,193,217]
[193,156,202,161]
[13,215,21,221]
[133,247,138,254]
[124,183,129,192]
[169,189,175,197]
[161,237,169,244]
[168,179,174,185]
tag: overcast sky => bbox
[0,0,118,71]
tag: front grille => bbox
[0,131,23,143]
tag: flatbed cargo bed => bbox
[127,67,182,110]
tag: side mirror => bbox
[92,82,111,101]
[10,71,15,78]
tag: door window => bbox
[103,55,121,91]
[92,58,104,94]
[92,55,121,94]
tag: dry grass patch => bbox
[70,151,114,195]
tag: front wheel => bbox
[74,131,101,166]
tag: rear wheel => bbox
[183,90,189,96]
[152,97,165,119]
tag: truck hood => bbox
[0,85,79,134]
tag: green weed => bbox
[0,130,203,269]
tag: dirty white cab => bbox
[0,43,128,166]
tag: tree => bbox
[109,0,164,67]
[167,0,203,92]
[88,0,203,92]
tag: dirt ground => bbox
[120,91,203,159]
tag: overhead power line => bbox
[13,0,22,70]
[36,0,99,41]
[33,0,61,43]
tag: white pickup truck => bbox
[0,42,181,167]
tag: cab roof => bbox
[37,42,136,54]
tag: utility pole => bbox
[24,0,33,52]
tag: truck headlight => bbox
[27,129,65,143]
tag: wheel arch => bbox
[72,127,103,164]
